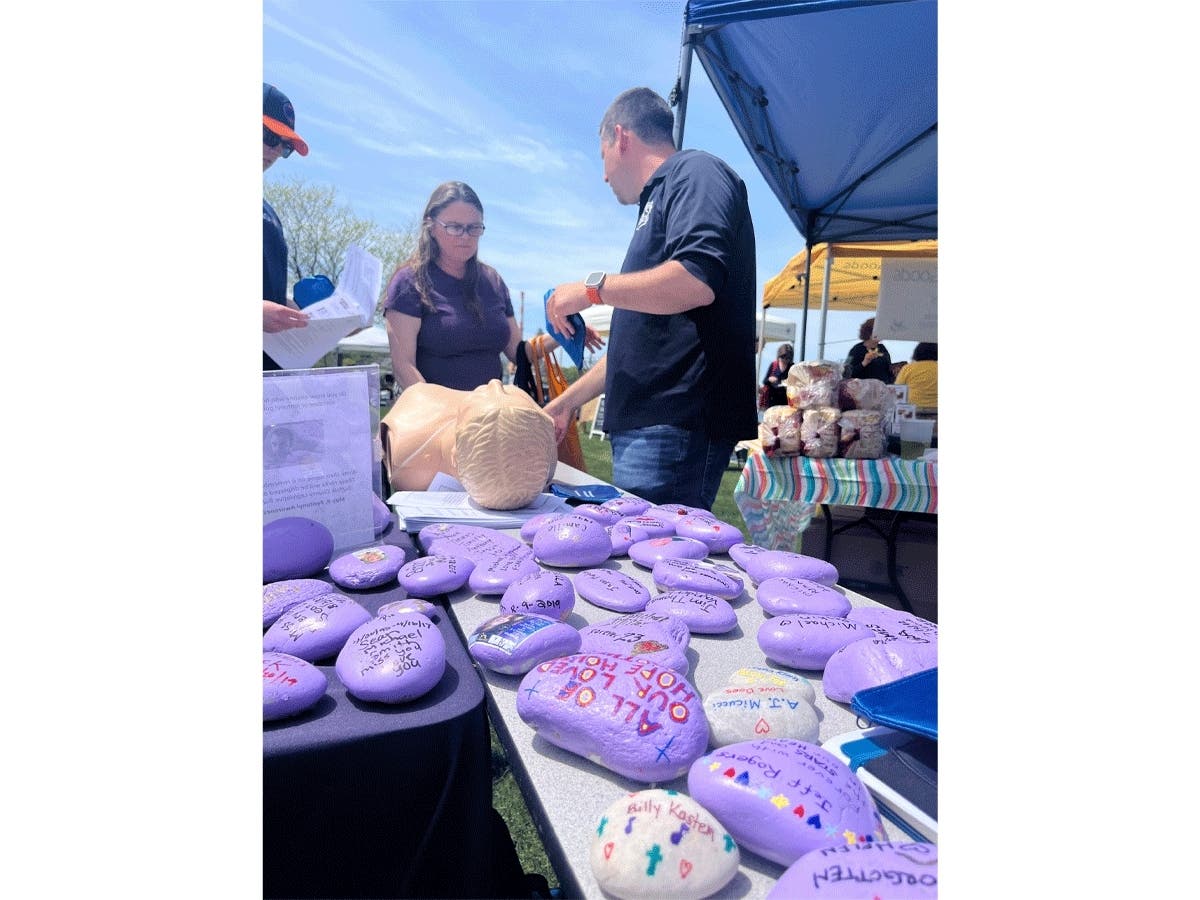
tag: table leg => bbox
[822,504,833,560]
[886,512,915,614]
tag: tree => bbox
[264,177,418,319]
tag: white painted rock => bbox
[263,652,328,721]
[644,590,737,634]
[727,666,816,704]
[396,554,475,597]
[334,613,446,703]
[651,558,745,599]
[756,576,851,618]
[263,578,334,628]
[516,652,709,782]
[468,613,582,675]
[822,638,938,703]
[468,547,542,595]
[328,544,409,589]
[590,788,739,900]
[687,739,885,867]
[262,593,373,662]
[757,615,875,671]
[767,840,938,898]
[533,515,613,568]
[500,568,576,621]
[579,612,691,674]
[703,681,819,747]
[575,568,652,613]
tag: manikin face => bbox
[429,200,484,273]
[458,379,536,420]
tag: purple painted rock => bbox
[533,515,613,568]
[628,536,710,568]
[335,613,446,703]
[517,652,709,782]
[645,590,737,635]
[675,516,744,553]
[651,558,745,600]
[846,607,939,644]
[263,578,333,628]
[520,512,566,543]
[579,612,691,674]
[756,577,852,618]
[500,568,576,621]
[606,521,649,557]
[727,542,770,570]
[468,546,542,595]
[687,739,885,867]
[572,503,624,526]
[601,496,652,517]
[263,652,328,721]
[263,516,334,583]
[757,615,875,671]
[767,840,938,899]
[378,598,439,620]
[618,515,676,540]
[468,613,582,675]
[263,593,373,662]
[641,503,697,525]
[371,494,393,535]
[396,554,475,597]
[741,549,840,587]
[419,522,525,561]
[727,666,817,703]
[575,568,652,613]
[822,638,938,703]
[590,788,740,900]
[328,544,408,589]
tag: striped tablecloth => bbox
[733,449,938,550]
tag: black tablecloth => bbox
[262,536,526,899]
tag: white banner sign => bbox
[874,258,937,341]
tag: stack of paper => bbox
[387,490,571,531]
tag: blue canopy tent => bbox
[671,0,937,359]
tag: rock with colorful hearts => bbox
[419,522,525,560]
[533,515,613,568]
[767,840,938,899]
[335,613,446,703]
[263,593,373,662]
[644,590,737,635]
[468,613,582,675]
[517,652,709,782]
[396,554,475,597]
[263,516,334,583]
[674,516,744,553]
[628,536,710,568]
[687,739,885,867]
[263,652,328,721]
[573,504,624,527]
[618,515,676,540]
[371,494,393,535]
[500,568,576,621]
[846,607,938,643]
[822,638,938,703]
[520,512,566,543]
[468,546,542,595]
[756,577,852,618]
[590,788,739,900]
[575,568,652,613]
[727,666,816,704]
[579,612,691,674]
[601,496,653,517]
[702,680,819,747]
[263,578,334,628]
[651,558,745,600]
[328,544,409,589]
[757,615,875,671]
[738,549,839,587]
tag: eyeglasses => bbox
[263,126,295,158]
[434,218,486,237]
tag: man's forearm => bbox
[545,357,606,421]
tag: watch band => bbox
[586,284,604,305]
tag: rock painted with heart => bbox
[766,840,938,898]
[468,613,582,675]
[262,652,328,721]
[262,578,334,628]
[702,673,819,747]
[757,615,875,671]
[328,544,409,589]
[590,788,739,900]
[262,593,373,662]
[334,613,446,703]
[644,590,737,634]
[575,568,652,613]
[500,568,576,621]
[396,554,475,597]
[822,637,938,703]
[516,652,709,782]
[628,536,710,568]
[756,576,852,618]
[673,515,744,553]
[727,666,816,704]
[579,611,692,674]
[687,739,885,867]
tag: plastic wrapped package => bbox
[759,405,802,456]
[838,378,891,412]
[785,360,842,409]
[800,406,840,457]
[838,409,886,458]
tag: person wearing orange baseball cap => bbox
[263,83,310,369]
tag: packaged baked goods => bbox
[837,378,891,412]
[759,405,803,456]
[838,409,886,458]
[800,406,840,457]
[785,360,841,409]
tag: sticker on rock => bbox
[590,788,739,900]
[335,613,446,704]
[328,544,408,589]
[263,651,328,721]
[468,612,582,675]
[766,840,937,899]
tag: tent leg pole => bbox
[818,249,833,360]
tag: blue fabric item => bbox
[543,288,586,369]
[609,424,734,509]
[850,667,938,741]
[293,274,334,309]
[680,0,937,245]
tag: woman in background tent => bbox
[844,317,894,383]
[895,342,938,409]
[760,343,793,409]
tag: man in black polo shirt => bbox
[545,87,757,509]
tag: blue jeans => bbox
[609,425,735,510]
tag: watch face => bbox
[585,271,605,289]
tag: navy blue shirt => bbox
[263,198,289,370]
[605,150,758,440]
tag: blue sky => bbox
[264,0,919,368]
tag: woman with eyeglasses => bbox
[761,342,794,409]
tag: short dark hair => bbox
[778,343,793,357]
[600,87,675,146]
[858,318,876,342]
[912,342,938,361]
